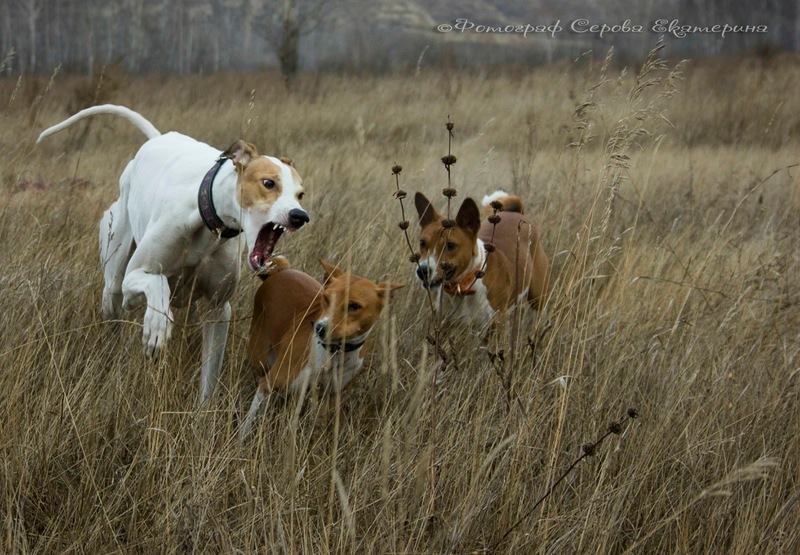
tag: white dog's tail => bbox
[36,104,160,144]
[481,189,525,214]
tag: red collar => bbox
[443,269,480,296]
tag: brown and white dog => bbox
[413,189,549,335]
[240,259,403,439]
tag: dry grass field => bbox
[1,48,799,553]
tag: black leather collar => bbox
[198,155,241,239]
[317,336,366,353]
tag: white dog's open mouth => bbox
[249,222,285,272]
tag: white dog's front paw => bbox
[142,307,173,358]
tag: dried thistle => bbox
[494,408,640,548]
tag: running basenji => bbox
[240,259,403,439]
[413,189,549,334]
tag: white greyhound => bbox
[37,105,309,403]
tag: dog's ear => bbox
[319,259,343,282]
[376,282,405,302]
[279,156,295,167]
[414,192,439,227]
[456,197,481,236]
[225,140,258,170]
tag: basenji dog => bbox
[37,105,309,403]
[240,259,403,439]
[413,189,548,335]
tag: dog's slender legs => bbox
[100,202,134,320]
[100,166,135,320]
[122,268,173,358]
[199,301,231,404]
[239,386,266,441]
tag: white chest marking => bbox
[289,338,364,394]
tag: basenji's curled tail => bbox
[481,189,524,214]
[257,256,291,281]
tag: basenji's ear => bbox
[456,197,481,236]
[415,192,439,227]
[319,259,343,282]
[225,140,258,170]
[376,282,405,302]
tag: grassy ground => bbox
[1,49,799,553]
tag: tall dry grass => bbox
[1,49,799,553]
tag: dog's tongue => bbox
[249,223,283,271]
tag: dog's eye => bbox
[262,179,276,189]
[347,301,362,312]
[297,191,304,200]
[419,239,427,249]
[446,241,457,252]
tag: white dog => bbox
[37,105,309,402]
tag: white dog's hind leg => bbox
[122,268,173,357]
[100,163,135,320]
[239,388,265,442]
[99,200,133,319]
[199,301,231,404]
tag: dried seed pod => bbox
[474,270,485,279]
[446,122,454,131]
[442,188,457,198]
[441,154,457,166]
[628,408,639,419]
[609,422,623,435]
[398,221,409,230]
[441,219,456,229]
[391,165,402,175]
[488,214,501,225]
[409,253,421,263]
[484,243,496,253]
[490,200,503,211]
[394,190,407,200]
[582,443,596,457]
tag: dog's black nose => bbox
[416,263,432,284]
[288,208,310,229]
[314,321,326,337]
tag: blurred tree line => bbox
[1,0,797,76]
